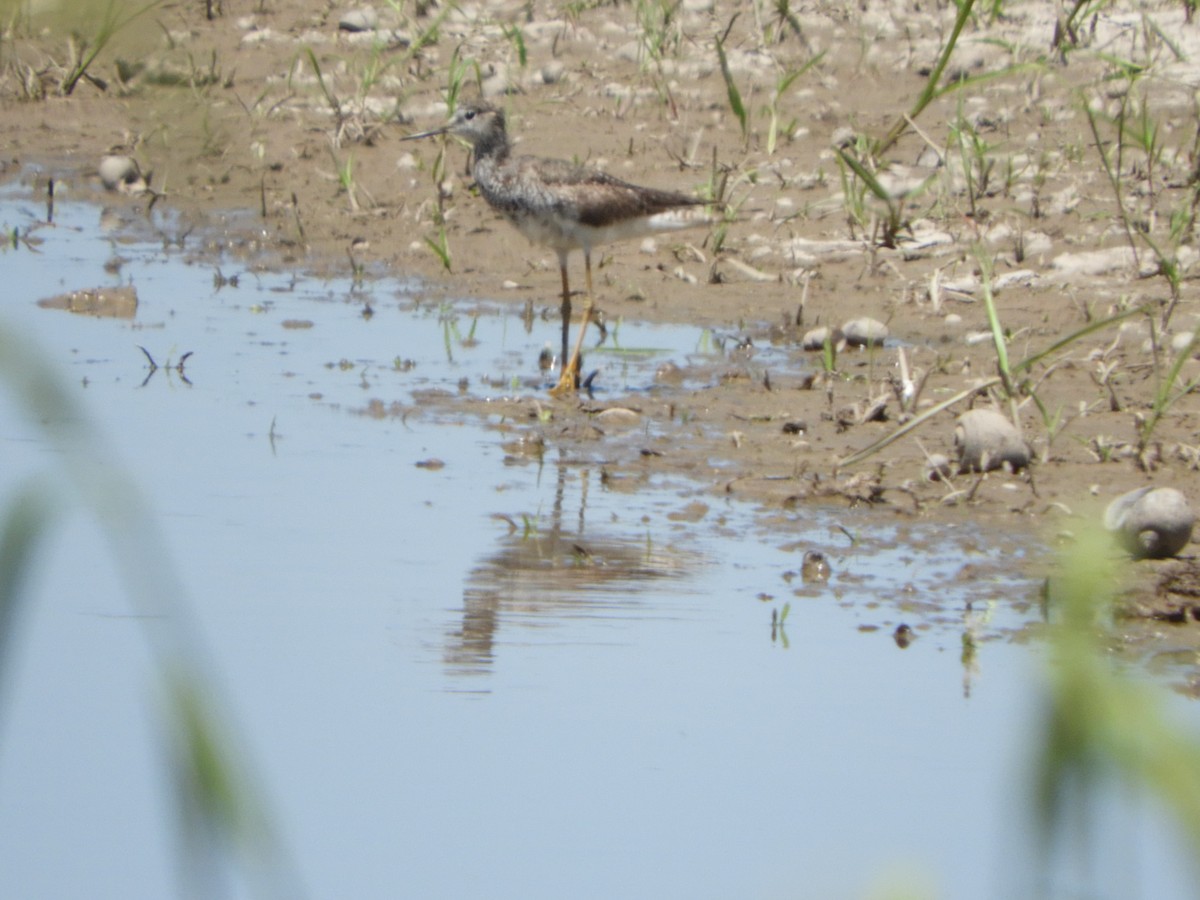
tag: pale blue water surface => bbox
[0,178,1196,899]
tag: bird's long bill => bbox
[400,124,448,141]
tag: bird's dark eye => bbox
[464,110,476,121]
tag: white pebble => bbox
[339,8,379,32]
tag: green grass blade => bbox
[839,305,1144,468]
[835,146,893,205]
[837,377,1002,468]
[715,19,747,139]
[1009,306,1143,376]
[0,483,55,722]
[874,0,976,155]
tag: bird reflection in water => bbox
[445,461,696,679]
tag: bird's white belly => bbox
[508,211,578,252]
[506,207,709,255]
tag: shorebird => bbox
[402,100,714,395]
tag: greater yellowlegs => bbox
[402,100,714,395]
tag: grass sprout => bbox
[715,15,747,144]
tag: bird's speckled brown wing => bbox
[478,154,705,228]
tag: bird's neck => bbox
[472,130,510,167]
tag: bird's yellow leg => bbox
[557,258,571,368]
[551,251,594,397]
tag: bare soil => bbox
[6,0,1200,680]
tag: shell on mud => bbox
[923,453,953,482]
[1104,487,1195,560]
[801,326,844,351]
[953,409,1030,473]
[842,317,889,348]
[98,156,147,194]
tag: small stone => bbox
[1050,246,1137,277]
[1104,487,1195,560]
[594,407,640,427]
[539,61,565,85]
[1169,332,1200,355]
[480,64,515,97]
[615,41,641,64]
[339,8,378,32]
[831,126,856,148]
[993,269,1038,291]
[954,409,1030,473]
[240,27,277,46]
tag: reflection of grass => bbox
[770,602,789,648]
[0,323,298,893]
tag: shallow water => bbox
[0,182,1195,899]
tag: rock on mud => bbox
[1104,487,1195,560]
[954,409,1030,473]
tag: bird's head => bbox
[400,101,505,150]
